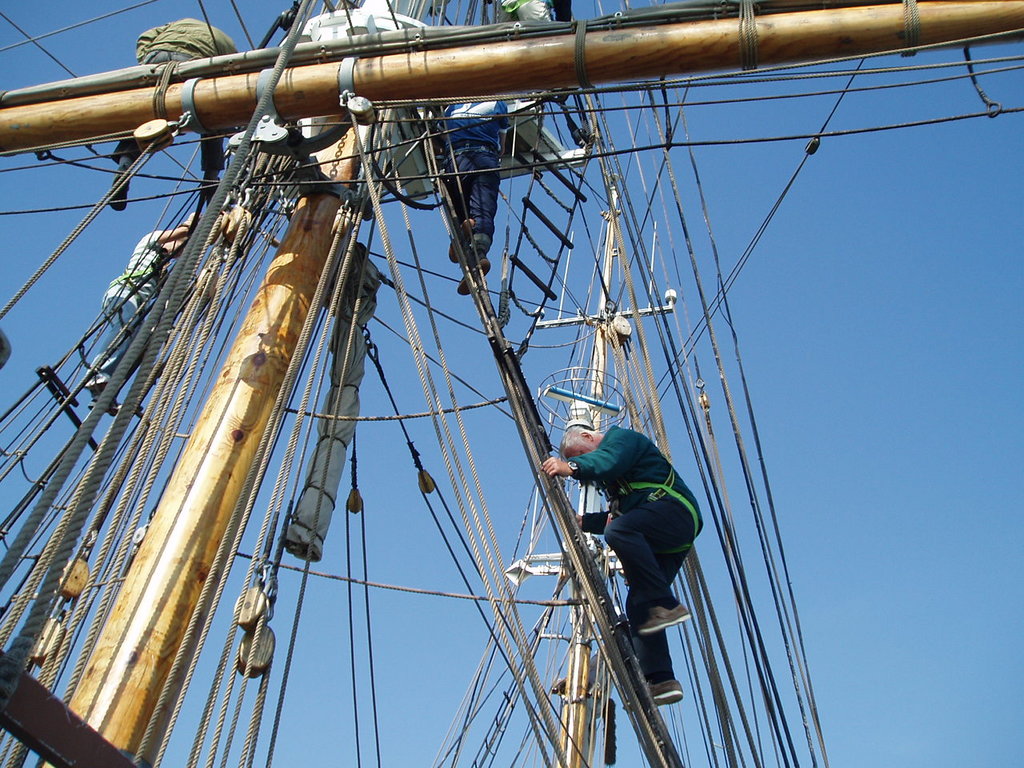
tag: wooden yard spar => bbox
[1,2,1023,153]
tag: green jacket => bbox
[136,19,237,63]
[571,426,700,517]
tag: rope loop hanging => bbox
[151,61,180,120]
[963,46,1003,116]
[901,0,920,57]
[573,20,593,90]
[738,0,759,71]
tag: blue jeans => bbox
[442,148,500,238]
[604,497,699,683]
[86,294,143,388]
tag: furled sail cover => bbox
[285,253,381,561]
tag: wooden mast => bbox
[65,135,362,760]
[1,2,1022,153]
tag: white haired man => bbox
[541,424,702,705]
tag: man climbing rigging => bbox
[109,18,237,210]
[541,423,702,706]
[497,0,572,24]
[83,215,195,410]
[439,100,509,295]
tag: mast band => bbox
[179,78,209,134]
[338,58,358,98]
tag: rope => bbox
[0,142,154,322]
[151,60,180,120]
[902,0,920,57]
[964,46,1003,116]
[360,107,571,764]
[738,0,759,71]
[573,20,593,90]
[287,394,506,421]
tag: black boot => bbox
[109,148,136,211]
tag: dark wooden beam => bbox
[0,652,136,768]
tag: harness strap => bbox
[625,469,702,554]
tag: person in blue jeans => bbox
[440,101,509,294]
[541,423,703,705]
[84,216,195,408]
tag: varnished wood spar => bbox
[1,2,1022,153]
[67,141,360,759]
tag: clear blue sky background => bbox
[0,1,1022,766]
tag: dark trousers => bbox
[441,148,500,238]
[604,497,698,683]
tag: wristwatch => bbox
[567,461,579,477]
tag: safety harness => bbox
[617,468,702,554]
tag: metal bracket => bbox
[242,68,347,159]
[338,57,357,98]
[179,78,209,134]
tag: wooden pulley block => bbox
[222,205,250,244]
[29,617,64,666]
[133,119,174,152]
[235,586,270,632]
[418,469,436,494]
[346,487,363,514]
[60,557,90,600]
[236,627,275,678]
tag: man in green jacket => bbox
[541,424,702,705]
[109,19,237,210]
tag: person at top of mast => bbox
[83,215,196,410]
[135,18,237,61]
[108,19,237,211]
[440,101,509,295]
[497,0,572,24]
[540,422,703,706]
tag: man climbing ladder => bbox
[439,100,509,295]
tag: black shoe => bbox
[649,679,683,706]
[109,173,129,211]
[457,257,491,296]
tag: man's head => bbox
[560,425,604,459]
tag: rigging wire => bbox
[0,1,161,55]
[0,10,76,77]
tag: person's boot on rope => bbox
[439,101,509,294]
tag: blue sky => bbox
[0,1,1022,766]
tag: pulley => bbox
[60,557,90,600]
[29,617,64,666]
[346,487,364,514]
[235,585,270,632]
[417,468,436,494]
[133,118,175,153]
[236,627,275,678]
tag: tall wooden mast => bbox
[65,136,363,760]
